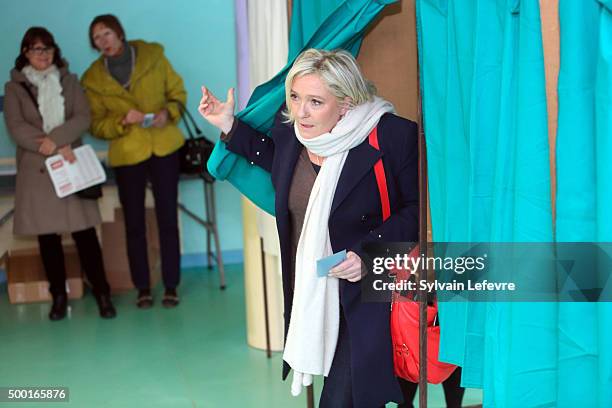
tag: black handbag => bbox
[77,184,103,200]
[171,99,215,175]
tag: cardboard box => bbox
[101,207,160,293]
[7,246,83,304]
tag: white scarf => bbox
[22,64,65,133]
[283,96,394,396]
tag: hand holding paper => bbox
[57,145,76,164]
[328,251,363,282]
[152,109,168,128]
[122,109,145,125]
[45,145,106,198]
[141,113,155,128]
[316,250,346,277]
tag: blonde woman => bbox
[199,49,418,407]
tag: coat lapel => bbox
[274,131,382,217]
[331,140,382,215]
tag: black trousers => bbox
[317,308,463,408]
[320,310,353,408]
[319,309,387,408]
[38,227,110,297]
[397,367,465,408]
[114,152,181,290]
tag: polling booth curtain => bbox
[207,0,398,215]
[416,0,556,406]
[287,0,345,60]
[556,1,612,407]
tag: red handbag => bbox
[368,127,457,384]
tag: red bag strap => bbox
[373,126,437,325]
[368,127,391,221]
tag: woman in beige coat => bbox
[3,27,116,321]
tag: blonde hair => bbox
[282,48,376,123]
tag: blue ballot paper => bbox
[316,250,347,277]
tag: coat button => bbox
[361,215,368,222]
[39,168,45,174]
[250,161,254,165]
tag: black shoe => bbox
[136,289,153,309]
[49,294,68,321]
[95,293,117,319]
[162,288,179,308]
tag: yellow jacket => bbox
[81,40,186,167]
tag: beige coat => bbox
[3,64,101,235]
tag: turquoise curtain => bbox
[416,0,556,406]
[207,0,397,215]
[556,1,612,407]
[288,0,345,60]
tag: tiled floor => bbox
[0,264,482,407]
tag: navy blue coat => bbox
[225,111,419,407]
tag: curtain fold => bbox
[287,0,345,60]
[556,1,612,407]
[419,0,612,405]
[417,0,555,405]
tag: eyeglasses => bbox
[28,46,55,56]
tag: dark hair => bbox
[15,27,65,71]
[89,14,125,49]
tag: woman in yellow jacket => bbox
[82,14,185,308]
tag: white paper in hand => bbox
[45,145,106,198]
[142,113,155,128]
